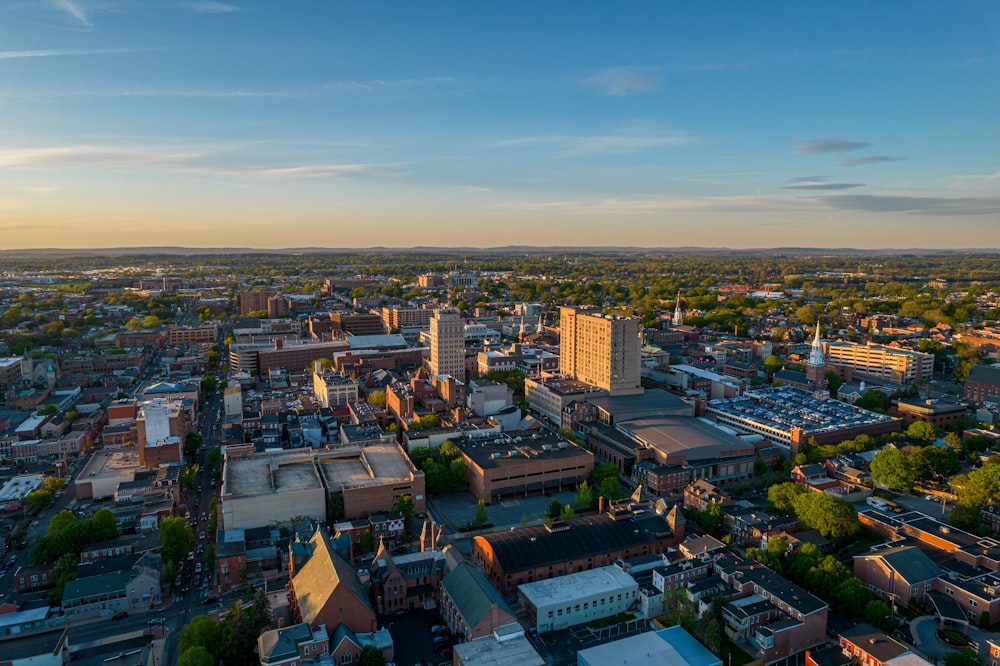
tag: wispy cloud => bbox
[0,144,380,179]
[322,77,459,92]
[0,48,142,60]
[797,138,870,153]
[819,193,1000,216]
[51,0,93,28]
[494,128,691,156]
[185,1,240,13]
[784,176,865,190]
[583,66,662,96]
[839,155,905,166]
[496,194,817,215]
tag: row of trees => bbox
[26,476,67,510]
[177,591,273,666]
[31,508,119,565]
[409,442,468,495]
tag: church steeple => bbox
[808,321,824,367]
[672,291,684,327]
[536,313,544,335]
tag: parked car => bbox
[430,625,448,636]
[194,562,202,574]
[112,611,128,620]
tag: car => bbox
[193,575,201,587]
[925,495,935,501]
[432,635,450,645]
[174,574,182,586]
[194,562,202,574]
[434,645,452,658]
[197,545,205,555]
[430,625,448,635]
[112,611,128,620]
[199,532,206,541]
[201,595,218,605]
[148,616,165,625]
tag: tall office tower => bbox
[559,306,642,396]
[429,309,466,382]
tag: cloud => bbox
[463,186,490,193]
[322,77,459,92]
[186,1,240,12]
[494,129,691,156]
[819,193,1000,216]
[0,144,378,179]
[496,194,818,215]
[796,138,870,153]
[784,176,865,190]
[0,48,141,59]
[51,0,93,28]
[839,156,905,166]
[584,67,662,96]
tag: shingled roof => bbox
[292,527,374,626]
[475,512,671,573]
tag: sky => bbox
[1,1,999,250]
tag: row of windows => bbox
[545,591,636,617]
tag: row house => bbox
[13,565,53,592]
[726,508,800,548]
[683,479,732,512]
[632,460,689,498]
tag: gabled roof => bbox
[258,622,316,664]
[860,546,940,584]
[292,527,375,626]
[441,562,512,628]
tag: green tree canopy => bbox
[792,493,859,539]
[905,420,938,445]
[767,482,807,515]
[177,646,214,666]
[160,516,196,565]
[870,447,922,491]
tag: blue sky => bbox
[1,1,998,249]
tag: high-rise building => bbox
[825,340,934,386]
[559,307,642,396]
[429,309,465,382]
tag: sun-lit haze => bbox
[1,1,999,249]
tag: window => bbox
[342,652,353,664]
[946,588,954,596]
[970,600,978,607]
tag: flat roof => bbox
[455,431,591,469]
[0,474,44,501]
[0,356,21,368]
[78,450,141,484]
[345,334,407,349]
[519,565,636,607]
[225,452,322,498]
[707,386,897,436]
[577,626,722,666]
[586,389,691,414]
[318,445,415,489]
[617,416,755,462]
[452,632,544,666]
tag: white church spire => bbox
[808,320,825,367]
[672,291,684,327]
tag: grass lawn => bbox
[586,612,634,630]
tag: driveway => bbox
[909,615,999,661]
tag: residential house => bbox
[257,623,330,666]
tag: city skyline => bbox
[1,1,999,249]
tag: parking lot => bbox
[382,608,451,666]
[431,490,578,533]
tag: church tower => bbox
[805,321,827,392]
[672,291,684,327]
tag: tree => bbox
[871,447,921,491]
[855,390,890,413]
[588,464,619,488]
[178,615,222,657]
[200,375,217,395]
[419,414,441,429]
[143,315,163,328]
[475,499,489,526]
[421,460,449,495]
[559,504,576,521]
[393,494,414,531]
[177,646,215,666]
[862,599,894,631]
[905,420,938,445]
[327,491,345,523]
[367,390,386,408]
[90,509,119,542]
[49,552,78,604]
[359,644,387,666]
[125,318,144,330]
[360,529,375,553]
[944,649,982,666]
[753,458,769,477]
[160,516,196,565]
[767,482,807,515]
[921,445,960,479]
[185,432,203,458]
[448,459,468,488]
[576,480,595,509]
[182,464,200,489]
[599,476,624,501]
[48,509,77,536]
[547,499,563,518]
[248,588,273,637]
[825,370,843,394]
[439,440,461,462]
[763,355,784,378]
[792,493,858,539]
[699,501,726,537]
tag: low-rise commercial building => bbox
[519,564,638,633]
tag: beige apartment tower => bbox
[429,308,465,382]
[559,307,642,396]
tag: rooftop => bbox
[225,451,323,498]
[453,430,591,469]
[518,565,636,606]
[577,625,722,666]
[617,416,755,463]
[452,624,544,666]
